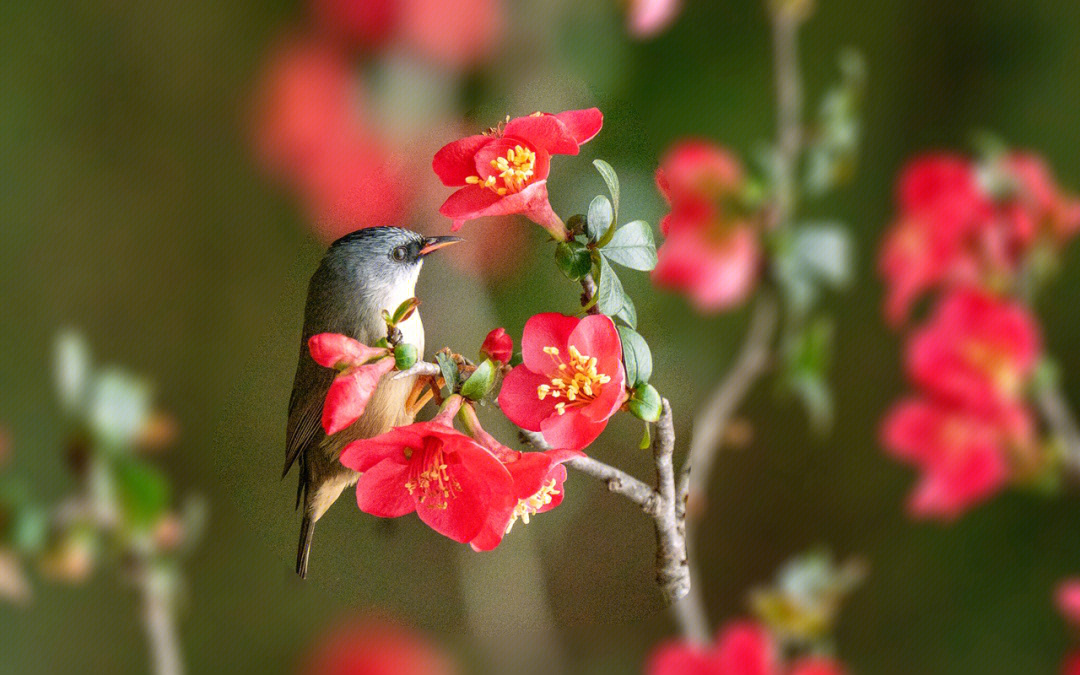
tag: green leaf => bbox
[586,195,614,242]
[793,223,853,289]
[617,326,653,386]
[113,457,170,528]
[461,359,497,401]
[435,352,459,394]
[596,256,635,327]
[593,159,620,217]
[627,384,661,423]
[391,297,420,325]
[603,220,657,271]
[394,343,418,370]
[554,241,593,281]
[639,422,651,450]
[789,373,833,433]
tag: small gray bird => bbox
[284,226,461,578]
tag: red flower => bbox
[308,334,394,435]
[432,108,604,239]
[1065,654,1080,675]
[480,327,513,363]
[311,0,400,50]
[880,397,1027,519]
[1003,152,1080,243]
[252,40,410,241]
[652,141,761,312]
[298,616,456,675]
[338,403,515,544]
[399,0,504,70]
[1057,579,1080,625]
[498,313,627,451]
[906,288,1040,417]
[647,621,845,675]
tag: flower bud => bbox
[480,327,513,363]
[394,343,419,371]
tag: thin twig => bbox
[1037,382,1080,477]
[581,274,600,315]
[137,564,183,675]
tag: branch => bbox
[581,274,600,315]
[1037,381,1080,477]
[136,564,184,675]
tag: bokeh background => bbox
[3,1,1080,673]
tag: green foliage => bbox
[602,220,657,271]
[593,159,620,217]
[782,318,835,432]
[595,255,636,328]
[113,456,171,529]
[586,195,614,242]
[435,352,459,395]
[775,221,854,318]
[393,343,418,371]
[461,359,497,401]
[617,325,653,387]
[627,383,661,423]
[555,240,593,281]
[805,48,866,196]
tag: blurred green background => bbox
[4,0,1080,673]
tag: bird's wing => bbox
[283,346,333,480]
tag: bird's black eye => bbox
[392,245,409,262]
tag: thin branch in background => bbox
[1038,383,1080,477]
[138,567,183,675]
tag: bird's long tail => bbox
[296,515,314,579]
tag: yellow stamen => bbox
[505,479,560,533]
[536,342,612,413]
[467,144,537,197]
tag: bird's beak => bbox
[419,235,464,256]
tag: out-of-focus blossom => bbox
[1058,579,1080,626]
[906,288,1040,417]
[299,615,457,675]
[652,141,761,312]
[307,333,395,435]
[646,620,846,675]
[252,40,410,242]
[433,109,603,238]
[399,0,504,70]
[499,313,626,451]
[1064,654,1080,675]
[338,401,515,545]
[311,0,400,50]
[0,550,31,604]
[480,327,513,363]
[628,0,683,38]
[880,151,1080,324]
[880,397,1029,519]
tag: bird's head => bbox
[326,227,463,294]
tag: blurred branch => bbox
[137,564,183,675]
[1037,383,1080,477]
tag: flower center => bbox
[505,479,560,534]
[535,345,611,415]
[403,440,462,510]
[465,144,536,196]
[963,340,1020,398]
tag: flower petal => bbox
[308,333,386,368]
[521,312,581,375]
[498,366,558,431]
[714,621,777,675]
[432,134,493,186]
[414,441,513,543]
[322,358,396,435]
[504,115,579,155]
[551,108,603,145]
[355,459,415,517]
[645,642,712,675]
[540,410,607,451]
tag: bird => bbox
[284,226,462,578]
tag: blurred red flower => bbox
[252,39,410,242]
[338,404,515,544]
[480,327,513,363]
[308,334,395,435]
[880,151,1080,324]
[299,616,456,675]
[1058,579,1080,625]
[311,0,400,50]
[628,0,683,38]
[880,397,1030,519]
[432,108,603,239]
[499,313,626,451]
[906,287,1041,418]
[647,621,845,675]
[652,141,761,312]
[399,0,504,70]
[1064,654,1080,675]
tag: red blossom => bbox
[1057,579,1080,625]
[310,0,400,50]
[307,334,394,435]
[880,397,1029,519]
[628,0,683,38]
[647,620,845,675]
[298,616,456,675]
[1065,653,1080,675]
[906,288,1040,417]
[338,403,515,544]
[498,313,627,451]
[480,327,513,363]
[432,109,603,239]
[399,0,504,70]
[652,141,761,313]
[1003,152,1080,243]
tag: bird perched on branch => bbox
[284,226,461,578]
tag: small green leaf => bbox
[603,220,657,271]
[113,457,170,528]
[435,352,459,394]
[596,256,635,327]
[617,326,653,386]
[639,422,651,450]
[391,297,420,325]
[627,384,661,422]
[461,359,497,401]
[555,241,593,281]
[593,159,620,217]
[586,195,614,242]
[394,343,418,370]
